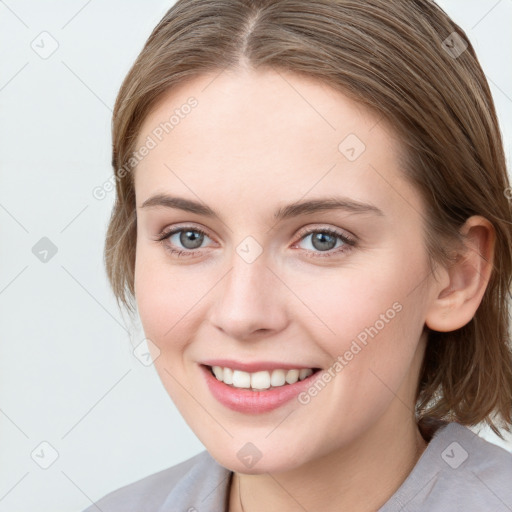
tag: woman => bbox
[84,0,512,510]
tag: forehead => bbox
[133,68,420,219]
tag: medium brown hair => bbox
[105,0,512,437]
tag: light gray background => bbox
[1,1,511,511]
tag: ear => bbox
[425,215,496,332]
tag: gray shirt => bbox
[83,421,512,511]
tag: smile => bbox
[200,363,323,414]
[210,365,318,390]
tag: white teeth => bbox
[285,369,300,384]
[251,371,271,390]
[270,369,286,387]
[232,370,251,388]
[223,367,233,384]
[210,366,316,390]
[299,368,313,380]
[212,366,223,380]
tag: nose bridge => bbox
[227,255,266,301]
[209,247,287,339]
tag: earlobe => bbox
[424,216,495,333]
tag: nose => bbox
[209,252,289,341]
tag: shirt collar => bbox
[157,450,233,512]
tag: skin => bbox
[132,66,495,512]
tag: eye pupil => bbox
[180,230,204,249]
[312,232,337,251]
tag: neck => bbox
[229,412,428,512]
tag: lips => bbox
[199,362,323,414]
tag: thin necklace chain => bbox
[238,473,245,512]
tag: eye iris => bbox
[312,232,337,251]
[180,230,204,249]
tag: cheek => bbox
[293,250,428,391]
[134,245,185,345]
[134,252,204,405]
[291,263,411,350]
[134,245,215,354]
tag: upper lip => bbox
[201,359,320,373]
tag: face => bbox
[133,67,436,474]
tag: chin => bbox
[204,438,312,475]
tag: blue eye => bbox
[294,227,356,258]
[156,225,357,259]
[157,226,213,257]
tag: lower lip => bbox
[200,364,323,414]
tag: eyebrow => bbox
[139,194,384,221]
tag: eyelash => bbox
[155,225,357,259]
